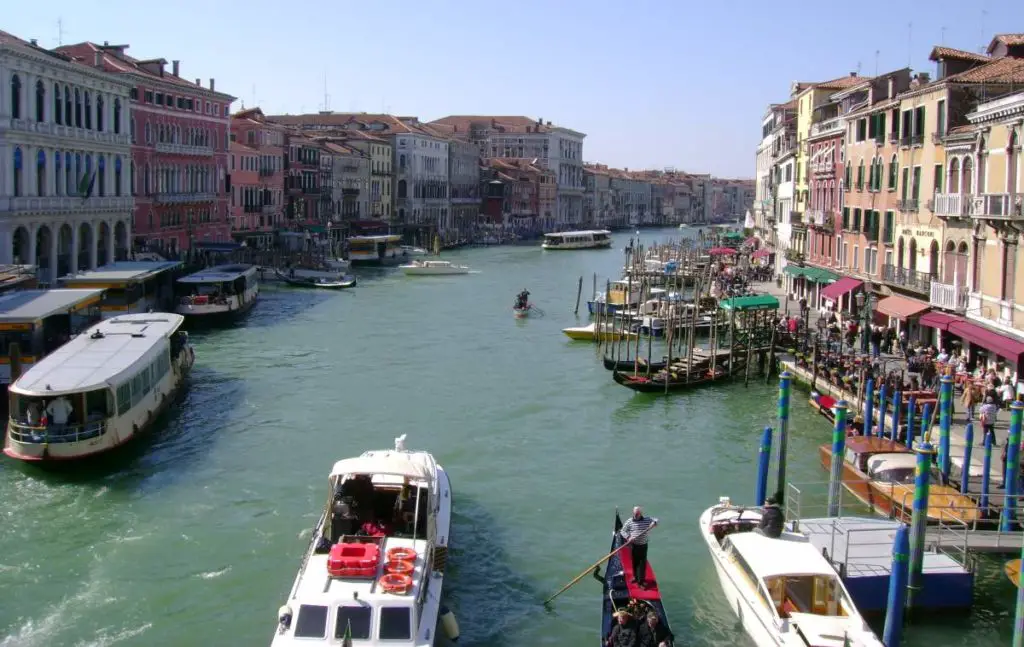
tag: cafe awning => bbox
[947,320,1024,363]
[708,247,738,255]
[918,311,963,331]
[876,295,930,320]
[752,249,772,259]
[804,267,840,283]
[783,265,806,277]
[820,276,862,300]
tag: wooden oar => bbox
[543,521,657,606]
[1006,558,1021,588]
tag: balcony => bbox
[897,198,919,213]
[261,204,275,214]
[0,195,133,214]
[258,167,275,177]
[772,137,797,159]
[371,168,390,176]
[2,117,131,147]
[155,142,214,156]
[970,193,1023,221]
[882,263,933,295]
[929,281,969,313]
[153,192,216,204]
[302,186,322,195]
[898,134,924,148]
[785,248,805,264]
[809,117,842,138]
[932,192,971,219]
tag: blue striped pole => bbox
[938,375,954,484]
[863,377,875,437]
[755,426,773,507]
[891,389,903,442]
[981,432,993,513]
[907,441,935,609]
[828,401,850,517]
[961,422,975,495]
[1001,401,1024,532]
[906,395,917,446]
[882,524,910,647]
[920,402,934,443]
[775,371,792,503]
[877,383,889,438]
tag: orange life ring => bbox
[385,560,414,575]
[379,573,412,594]
[387,547,417,562]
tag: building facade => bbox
[284,133,322,226]
[58,42,235,254]
[0,31,134,280]
[228,140,260,238]
[447,138,480,240]
[229,107,286,247]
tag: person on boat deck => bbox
[619,507,658,589]
[25,401,42,426]
[758,495,784,538]
[606,610,638,647]
[636,611,673,647]
[45,395,74,428]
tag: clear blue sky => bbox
[8,0,1021,178]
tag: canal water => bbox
[0,229,1015,646]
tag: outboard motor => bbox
[277,605,293,633]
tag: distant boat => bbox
[562,322,637,342]
[175,264,259,322]
[400,260,472,276]
[278,273,357,290]
[541,230,613,250]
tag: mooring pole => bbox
[775,371,792,503]
[827,401,849,518]
[961,422,975,495]
[938,375,954,485]
[1001,401,1024,532]
[755,426,773,507]
[907,442,935,609]
[882,524,910,647]
[863,377,875,438]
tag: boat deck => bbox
[295,535,427,604]
[797,516,973,611]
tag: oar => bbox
[531,306,547,317]
[543,521,657,606]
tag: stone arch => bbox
[928,239,939,276]
[908,237,917,271]
[948,157,961,193]
[12,226,30,265]
[57,223,74,277]
[97,221,111,266]
[897,236,905,268]
[78,221,94,271]
[35,225,53,279]
[114,220,129,261]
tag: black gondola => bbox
[278,275,357,290]
[612,366,732,393]
[598,510,673,646]
[602,356,669,372]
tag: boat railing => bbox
[7,419,106,444]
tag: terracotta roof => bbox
[947,55,1024,83]
[430,115,554,135]
[988,33,1024,54]
[815,74,871,90]
[266,113,445,139]
[929,46,991,64]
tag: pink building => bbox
[230,108,286,247]
[229,140,260,238]
[57,42,235,254]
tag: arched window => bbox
[130,160,136,196]
[65,152,73,195]
[13,148,23,197]
[888,155,898,189]
[54,150,63,196]
[84,91,92,129]
[10,74,21,119]
[74,88,82,128]
[35,80,44,122]
[113,98,122,134]
[98,156,106,197]
[64,86,71,125]
[96,95,105,132]
[857,159,864,189]
[962,157,974,194]
[947,158,961,194]
[36,149,46,197]
[144,163,150,195]
[54,82,62,125]
[144,122,151,144]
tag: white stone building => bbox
[0,32,134,282]
[393,121,450,236]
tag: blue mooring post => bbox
[877,383,889,438]
[891,389,902,442]
[920,403,934,443]
[961,422,975,495]
[906,395,917,446]
[828,401,849,517]
[981,432,993,513]
[863,377,875,437]
[907,442,935,609]
[882,524,910,647]
[1000,401,1024,532]
[775,371,792,503]
[938,375,954,484]
[755,426,773,506]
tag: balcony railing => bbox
[810,117,843,137]
[7,420,106,445]
[932,192,970,218]
[882,263,933,295]
[897,198,919,213]
[0,195,133,213]
[259,167,275,177]
[261,204,275,214]
[929,281,969,313]
[4,118,131,147]
[155,142,214,156]
[153,192,216,204]
[970,193,1023,220]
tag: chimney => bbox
[172,60,180,76]
[209,78,215,91]
[850,72,857,77]
[104,40,109,46]
[917,72,930,85]
[94,50,102,67]
[887,76,895,98]
[195,78,201,86]
[30,39,37,46]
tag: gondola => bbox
[597,510,673,647]
[513,305,531,318]
[612,366,732,393]
[279,275,357,290]
[602,356,668,372]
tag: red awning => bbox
[918,311,963,331]
[744,237,758,246]
[708,247,737,255]
[751,249,772,259]
[875,295,930,320]
[820,277,863,301]
[947,320,1024,362]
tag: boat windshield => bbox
[763,574,851,618]
[868,464,943,485]
[8,389,112,444]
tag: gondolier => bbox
[620,506,658,588]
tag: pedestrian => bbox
[962,382,978,421]
[979,396,999,447]
[619,506,658,589]
[606,611,638,647]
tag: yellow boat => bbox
[562,323,638,342]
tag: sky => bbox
[7,0,1021,178]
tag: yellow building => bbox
[335,133,393,222]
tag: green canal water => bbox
[0,229,1016,646]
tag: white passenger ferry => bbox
[541,230,613,250]
[175,264,259,321]
[4,313,195,463]
[272,435,457,647]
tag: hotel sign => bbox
[900,228,935,238]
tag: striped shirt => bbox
[620,515,658,545]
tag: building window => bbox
[97,95,105,131]
[1002,241,1017,301]
[131,160,136,196]
[98,156,106,197]
[12,148,23,197]
[65,152,73,194]
[10,74,21,119]
[74,88,82,128]
[54,82,62,125]
[115,156,123,197]
[54,149,62,195]
[114,99,122,134]
[64,86,72,125]
[84,91,92,129]
[34,80,44,122]
[35,149,45,197]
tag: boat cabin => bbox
[606,280,644,307]
[59,261,184,319]
[348,235,403,264]
[842,437,911,473]
[0,289,104,384]
[175,264,258,305]
[542,230,612,248]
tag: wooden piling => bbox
[574,276,583,315]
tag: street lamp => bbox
[855,286,875,355]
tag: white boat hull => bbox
[541,239,613,250]
[282,268,348,281]
[400,266,470,276]
[175,285,259,318]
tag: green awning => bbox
[720,295,781,311]
[305,225,326,233]
[723,232,744,240]
[803,267,840,283]
[783,265,807,277]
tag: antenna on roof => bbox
[856,60,862,75]
[57,18,65,46]
[940,26,946,46]
[874,50,880,76]
[322,72,330,112]
[979,10,988,54]
[907,22,913,68]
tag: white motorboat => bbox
[541,230,613,250]
[401,246,429,257]
[278,259,350,282]
[700,499,882,647]
[272,435,456,647]
[399,260,471,276]
[175,264,259,320]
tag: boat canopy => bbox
[330,454,432,482]
[725,531,837,579]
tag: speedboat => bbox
[401,246,429,257]
[399,260,471,276]
[272,435,457,646]
[700,498,883,647]
[279,275,357,290]
[562,322,637,342]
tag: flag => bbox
[341,619,352,647]
[77,170,96,200]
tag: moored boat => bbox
[4,313,195,462]
[277,259,350,282]
[602,356,668,372]
[541,229,613,250]
[277,272,357,290]
[271,434,455,646]
[701,499,883,647]
[587,280,643,316]
[598,510,673,647]
[175,264,259,321]
[348,235,405,266]
[513,306,531,318]
[817,437,982,525]
[563,322,638,342]
[399,260,471,276]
